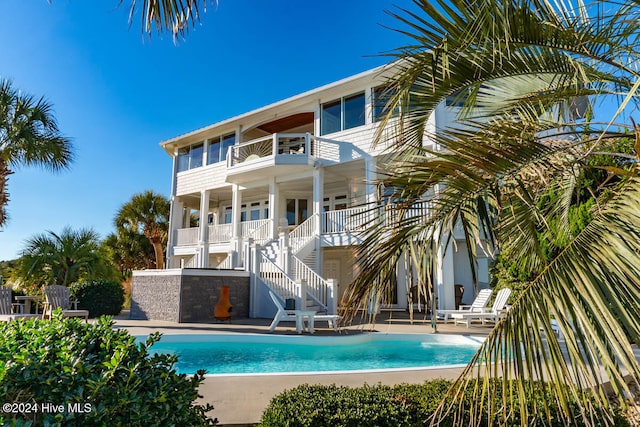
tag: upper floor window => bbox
[320,92,365,135]
[373,86,399,122]
[177,142,203,172]
[207,132,236,165]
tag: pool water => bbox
[146,333,483,375]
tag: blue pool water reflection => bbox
[146,333,483,375]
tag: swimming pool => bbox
[146,333,483,375]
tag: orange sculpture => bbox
[214,285,233,321]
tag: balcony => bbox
[225,133,317,183]
[174,219,273,248]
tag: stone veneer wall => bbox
[130,269,250,323]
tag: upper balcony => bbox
[225,133,317,183]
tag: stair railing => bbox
[289,214,317,254]
[291,255,329,312]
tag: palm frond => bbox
[433,176,640,426]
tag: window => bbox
[286,198,309,226]
[373,86,399,122]
[343,93,365,129]
[250,202,261,221]
[320,91,365,135]
[207,140,220,165]
[321,99,341,135]
[177,142,204,172]
[221,133,236,162]
[206,132,236,165]
[222,200,269,224]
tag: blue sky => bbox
[0,1,414,261]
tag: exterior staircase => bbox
[253,214,334,314]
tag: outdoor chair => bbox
[451,288,512,328]
[0,286,40,322]
[43,285,89,321]
[268,291,316,334]
[310,313,341,332]
[436,288,493,323]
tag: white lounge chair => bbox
[310,314,341,332]
[451,288,512,328]
[268,291,317,334]
[43,285,89,321]
[0,286,40,322]
[436,288,493,323]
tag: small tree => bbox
[18,227,117,286]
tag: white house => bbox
[157,64,492,319]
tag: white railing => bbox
[208,223,233,243]
[322,206,369,234]
[241,219,273,245]
[289,214,317,254]
[174,227,199,246]
[259,254,299,300]
[291,255,328,311]
[227,133,311,167]
[227,135,273,167]
[384,200,433,228]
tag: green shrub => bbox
[259,381,630,427]
[0,315,217,426]
[70,279,125,317]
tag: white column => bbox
[435,238,455,310]
[313,167,324,234]
[365,156,378,229]
[313,167,324,273]
[167,197,184,268]
[230,184,243,268]
[249,242,260,318]
[327,279,337,315]
[198,189,210,268]
[278,226,290,274]
[365,156,377,206]
[269,177,279,239]
[166,148,181,269]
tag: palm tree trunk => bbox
[0,158,14,227]
[152,241,165,269]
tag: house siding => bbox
[176,162,227,196]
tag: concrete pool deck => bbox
[113,311,493,426]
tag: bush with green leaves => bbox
[259,381,630,427]
[0,315,217,426]
[70,279,125,317]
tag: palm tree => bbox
[18,227,115,287]
[115,190,170,270]
[0,79,72,227]
[102,228,156,276]
[343,0,640,425]
[123,0,212,39]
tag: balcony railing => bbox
[322,206,369,234]
[227,133,311,168]
[175,227,199,246]
[208,223,233,244]
[175,219,271,247]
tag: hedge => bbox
[259,381,630,427]
[0,315,217,426]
